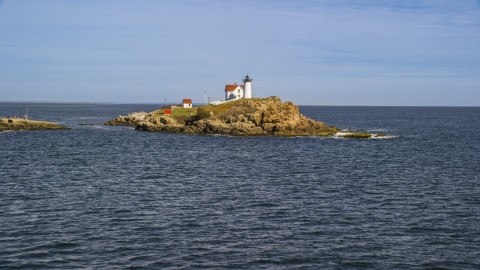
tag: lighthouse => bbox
[243,75,252,98]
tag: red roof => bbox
[182,99,192,104]
[225,84,244,92]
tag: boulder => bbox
[104,111,148,126]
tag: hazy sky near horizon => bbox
[1,0,479,105]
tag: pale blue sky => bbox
[1,0,479,105]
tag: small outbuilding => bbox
[182,99,192,108]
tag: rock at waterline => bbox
[0,118,69,131]
[104,112,148,126]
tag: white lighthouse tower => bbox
[243,75,252,98]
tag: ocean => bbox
[0,103,479,269]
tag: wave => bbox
[333,132,398,139]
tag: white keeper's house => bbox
[209,75,253,105]
[225,83,244,100]
[225,75,253,101]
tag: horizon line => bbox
[0,101,478,107]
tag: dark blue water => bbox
[1,103,479,269]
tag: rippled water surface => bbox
[1,103,479,269]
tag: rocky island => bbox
[105,96,344,136]
[0,118,69,132]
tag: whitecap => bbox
[333,132,354,138]
[333,132,398,139]
[370,134,398,139]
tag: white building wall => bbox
[225,86,244,100]
[244,82,252,98]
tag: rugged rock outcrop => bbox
[104,112,148,126]
[0,118,69,131]
[127,96,340,136]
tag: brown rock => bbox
[104,111,148,126]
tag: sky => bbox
[1,0,479,105]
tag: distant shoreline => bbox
[1,101,479,107]
[0,118,69,131]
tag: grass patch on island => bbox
[151,107,197,116]
[171,108,197,117]
[196,98,264,119]
[153,97,269,122]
